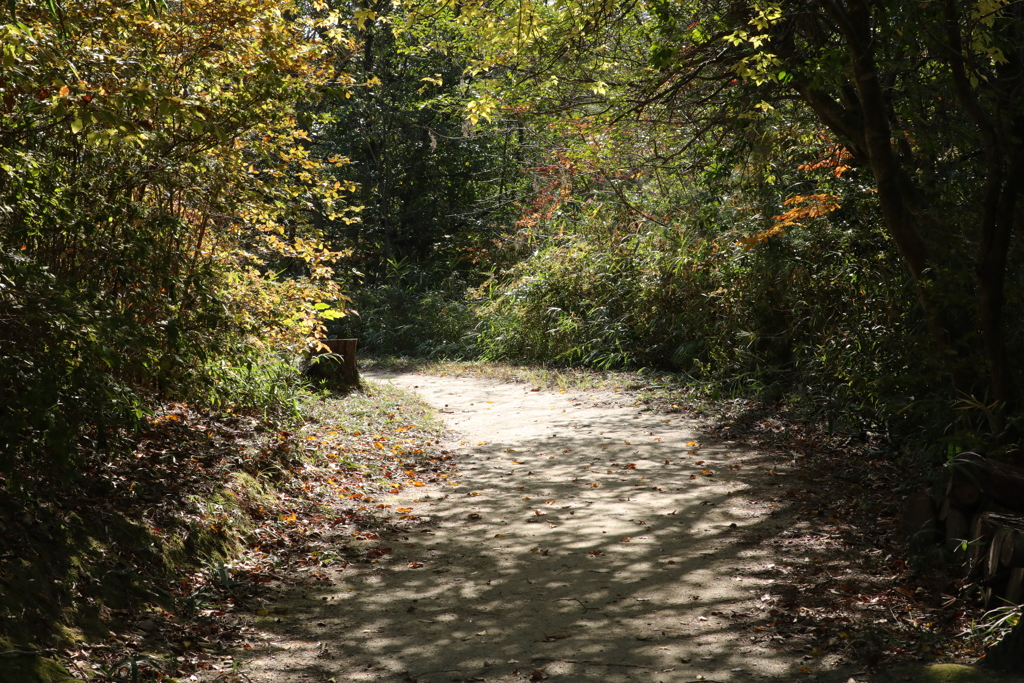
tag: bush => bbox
[473,204,940,435]
[332,283,478,359]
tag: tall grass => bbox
[470,208,938,435]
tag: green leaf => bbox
[70,118,84,134]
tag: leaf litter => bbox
[22,370,1004,681]
[1,382,450,681]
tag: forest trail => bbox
[235,372,868,683]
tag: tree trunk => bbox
[807,0,975,397]
[949,454,1024,514]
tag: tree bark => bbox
[943,0,1022,428]
[802,0,975,396]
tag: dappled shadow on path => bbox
[238,374,859,683]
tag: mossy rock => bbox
[0,654,72,683]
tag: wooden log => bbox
[303,338,361,389]
[949,453,1024,513]
[987,527,1010,580]
[1001,529,1024,568]
[1005,567,1024,605]
[948,453,985,508]
[899,491,939,544]
[969,513,995,577]
[945,507,969,555]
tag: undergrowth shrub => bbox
[474,206,942,434]
[0,0,349,476]
[331,264,478,358]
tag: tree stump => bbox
[303,338,361,390]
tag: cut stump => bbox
[303,338,360,389]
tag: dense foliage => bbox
[352,0,1024,451]
[5,0,1024,469]
[0,0,356,470]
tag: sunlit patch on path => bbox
[233,372,865,682]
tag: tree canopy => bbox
[5,0,1024,466]
[407,0,1024,439]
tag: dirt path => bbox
[235,372,868,683]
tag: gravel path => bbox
[234,372,868,683]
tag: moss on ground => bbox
[0,655,71,683]
[882,664,1024,683]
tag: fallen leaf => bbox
[543,631,570,641]
[530,670,548,681]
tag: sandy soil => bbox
[223,372,891,683]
